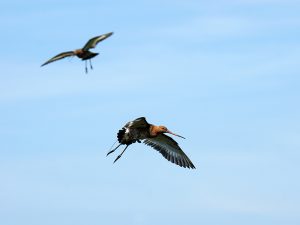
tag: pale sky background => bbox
[0,0,300,225]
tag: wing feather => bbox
[82,32,113,51]
[124,117,150,129]
[41,51,75,67]
[143,134,195,169]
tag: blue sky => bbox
[0,0,300,225]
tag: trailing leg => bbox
[89,59,93,70]
[85,60,88,74]
[107,143,122,156]
[114,145,129,163]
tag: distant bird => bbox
[107,117,195,169]
[41,32,113,73]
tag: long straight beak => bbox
[166,130,185,139]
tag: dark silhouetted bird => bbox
[107,117,195,169]
[41,32,113,73]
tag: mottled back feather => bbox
[124,117,150,129]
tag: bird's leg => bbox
[89,59,93,70]
[106,143,122,156]
[113,145,129,163]
[85,60,88,74]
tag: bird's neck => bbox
[74,49,84,54]
[149,125,161,137]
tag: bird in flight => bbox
[41,32,113,73]
[107,117,195,169]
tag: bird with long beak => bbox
[107,117,195,169]
[41,32,113,73]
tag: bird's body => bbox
[74,49,99,60]
[41,32,113,73]
[107,117,195,169]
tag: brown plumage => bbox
[107,117,195,169]
[41,32,113,73]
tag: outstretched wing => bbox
[41,51,75,67]
[144,134,195,169]
[124,117,150,129]
[82,32,113,51]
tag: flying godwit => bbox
[107,117,195,169]
[41,32,113,73]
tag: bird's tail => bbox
[117,128,126,143]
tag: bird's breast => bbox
[77,51,98,60]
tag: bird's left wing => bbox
[82,32,113,51]
[124,117,150,129]
[41,51,75,66]
[144,134,196,169]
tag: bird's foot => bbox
[113,155,122,163]
[106,150,115,156]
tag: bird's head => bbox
[157,126,185,139]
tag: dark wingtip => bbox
[41,61,49,67]
[189,162,196,169]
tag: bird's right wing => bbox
[41,51,75,66]
[124,117,150,129]
[144,134,195,169]
[82,32,113,51]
